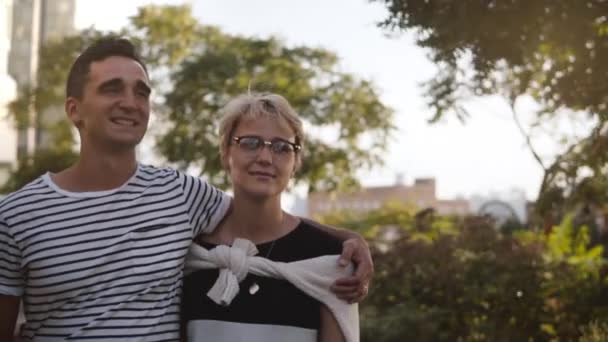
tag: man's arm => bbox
[177,171,233,237]
[301,218,373,303]
[0,295,20,342]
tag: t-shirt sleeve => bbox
[300,220,344,257]
[176,170,231,237]
[0,216,24,296]
[317,231,343,256]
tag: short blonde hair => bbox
[218,93,304,169]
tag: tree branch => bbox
[508,97,547,172]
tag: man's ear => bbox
[65,97,83,129]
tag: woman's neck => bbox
[211,194,299,244]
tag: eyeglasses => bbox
[232,135,301,155]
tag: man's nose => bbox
[119,90,138,111]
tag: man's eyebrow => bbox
[97,78,123,90]
[135,80,152,95]
[97,78,151,95]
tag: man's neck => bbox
[51,148,138,192]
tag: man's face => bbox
[67,56,151,151]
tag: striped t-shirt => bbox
[0,165,230,341]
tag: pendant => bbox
[248,282,260,295]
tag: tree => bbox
[157,25,394,191]
[3,5,395,194]
[127,5,395,191]
[372,0,608,224]
[320,205,608,340]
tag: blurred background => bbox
[1,0,608,340]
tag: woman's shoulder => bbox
[290,218,343,255]
[298,217,340,233]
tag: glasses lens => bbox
[238,137,262,151]
[271,141,295,154]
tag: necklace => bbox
[248,239,277,295]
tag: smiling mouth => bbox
[249,171,276,178]
[110,118,138,127]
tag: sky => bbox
[72,0,585,201]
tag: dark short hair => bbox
[66,37,148,99]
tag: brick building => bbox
[308,177,470,217]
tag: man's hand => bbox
[330,237,373,303]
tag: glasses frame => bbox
[232,135,301,155]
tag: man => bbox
[0,37,372,341]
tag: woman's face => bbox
[224,115,300,200]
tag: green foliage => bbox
[1,149,78,193]
[365,217,546,341]
[373,0,608,218]
[319,201,416,237]
[153,9,395,191]
[374,0,607,120]
[319,205,608,340]
[128,5,200,67]
[320,202,457,241]
[545,215,604,270]
[579,321,608,342]
[541,216,608,339]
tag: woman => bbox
[181,93,358,342]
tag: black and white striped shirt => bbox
[0,165,230,341]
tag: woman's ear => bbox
[221,151,231,172]
[293,154,302,177]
